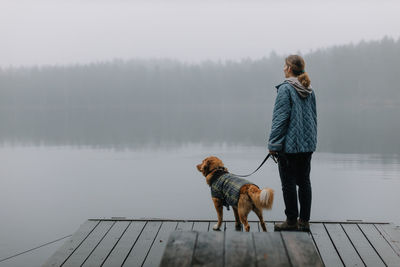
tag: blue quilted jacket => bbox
[268,81,317,153]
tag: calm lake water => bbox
[1,144,399,266]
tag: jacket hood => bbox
[283,77,313,98]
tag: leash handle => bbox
[231,153,277,178]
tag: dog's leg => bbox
[212,198,223,231]
[232,207,242,231]
[238,196,252,232]
[238,209,251,232]
[253,207,267,232]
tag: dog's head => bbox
[196,156,227,184]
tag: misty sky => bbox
[1,0,400,67]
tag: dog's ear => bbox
[203,159,211,175]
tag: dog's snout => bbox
[196,164,202,172]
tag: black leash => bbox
[231,153,278,178]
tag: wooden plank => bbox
[376,224,400,256]
[266,222,275,232]
[225,221,257,232]
[88,219,390,224]
[192,221,209,232]
[159,230,197,267]
[101,221,146,267]
[176,221,194,231]
[324,223,364,266]
[249,222,259,232]
[281,232,324,267]
[122,221,162,266]
[309,223,344,267]
[342,223,385,266]
[208,221,218,232]
[81,221,130,267]
[224,231,256,267]
[62,221,115,267]
[192,231,224,267]
[142,222,178,267]
[43,220,100,267]
[253,232,291,266]
[359,223,400,267]
[225,221,239,232]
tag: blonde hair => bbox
[285,55,311,88]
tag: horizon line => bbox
[1,35,399,70]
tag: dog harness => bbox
[210,173,256,209]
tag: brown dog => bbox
[197,156,274,232]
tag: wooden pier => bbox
[44,219,400,267]
[159,230,324,266]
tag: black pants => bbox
[277,152,313,223]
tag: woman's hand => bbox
[269,150,279,163]
[269,150,278,156]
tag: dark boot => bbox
[298,219,310,232]
[274,220,298,231]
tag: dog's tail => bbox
[260,188,274,210]
[248,187,274,210]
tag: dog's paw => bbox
[235,224,243,231]
[212,224,221,231]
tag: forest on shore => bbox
[1,36,399,153]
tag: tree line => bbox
[0,36,399,153]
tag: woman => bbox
[268,55,317,231]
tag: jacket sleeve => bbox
[268,85,292,151]
[312,91,317,129]
[311,91,317,146]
